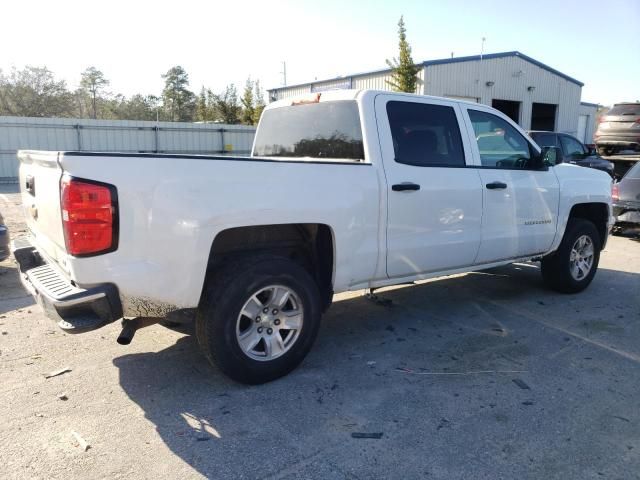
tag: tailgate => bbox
[17,150,67,265]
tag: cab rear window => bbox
[253,101,365,160]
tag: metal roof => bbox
[268,51,584,92]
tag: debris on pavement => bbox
[44,367,72,379]
[57,393,68,401]
[437,418,451,431]
[351,432,383,439]
[611,415,630,423]
[512,378,531,390]
[72,431,91,451]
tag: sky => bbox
[1,0,638,106]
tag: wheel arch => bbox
[567,202,609,250]
[202,223,336,310]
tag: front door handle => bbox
[392,182,420,192]
[486,181,507,190]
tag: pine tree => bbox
[240,78,255,125]
[196,87,209,122]
[385,16,420,93]
[80,67,110,119]
[161,66,196,121]
[252,80,266,125]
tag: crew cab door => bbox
[375,95,483,279]
[461,107,560,262]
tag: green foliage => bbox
[161,66,196,121]
[0,64,262,125]
[213,84,241,124]
[80,67,109,119]
[385,16,420,93]
[241,78,255,125]
[0,66,75,117]
[103,94,161,121]
[252,80,266,125]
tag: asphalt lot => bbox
[1,183,639,480]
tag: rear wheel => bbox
[541,219,600,293]
[196,255,322,384]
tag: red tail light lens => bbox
[612,183,619,202]
[60,177,117,256]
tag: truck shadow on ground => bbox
[0,264,34,315]
[113,260,640,478]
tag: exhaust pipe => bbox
[117,317,159,345]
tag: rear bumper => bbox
[11,237,123,333]
[613,202,640,225]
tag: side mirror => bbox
[541,146,562,166]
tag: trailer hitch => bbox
[117,317,159,345]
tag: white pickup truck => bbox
[13,90,613,384]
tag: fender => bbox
[548,163,613,253]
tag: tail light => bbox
[612,183,619,202]
[60,177,118,256]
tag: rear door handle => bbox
[392,182,420,192]
[486,181,507,190]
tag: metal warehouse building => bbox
[268,51,598,143]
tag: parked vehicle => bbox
[0,211,9,261]
[594,102,640,155]
[12,90,613,384]
[612,161,640,226]
[528,131,615,178]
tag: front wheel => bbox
[541,219,601,293]
[196,255,322,384]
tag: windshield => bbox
[252,101,365,160]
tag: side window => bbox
[468,109,534,169]
[386,101,465,167]
[560,135,586,158]
[531,133,558,148]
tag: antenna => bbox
[480,37,486,61]
[280,61,287,87]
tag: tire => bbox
[541,218,601,293]
[196,254,322,384]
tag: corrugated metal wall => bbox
[424,56,582,134]
[0,116,256,181]
[270,69,425,101]
[352,69,425,92]
[269,85,311,101]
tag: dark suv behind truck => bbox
[528,131,614,178]
[594,102,640,155]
